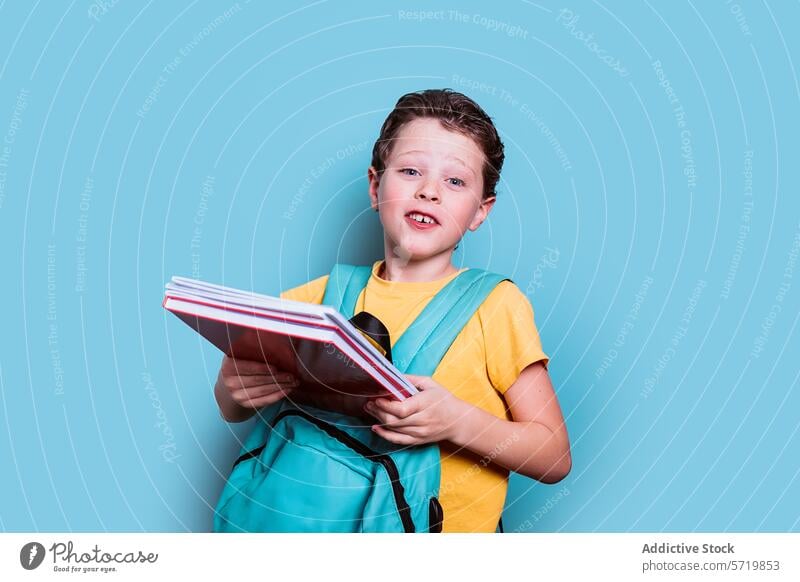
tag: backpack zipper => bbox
[232,408,416,533]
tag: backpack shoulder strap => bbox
[392,269,509,376]
[320,263,510,376]
[320,263,372,317]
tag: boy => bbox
[214,89,572,532]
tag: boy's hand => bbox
[363,374,470,445]
[218,355,299,410]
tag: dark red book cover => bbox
[164,297,413,415]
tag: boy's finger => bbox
[226,373,296,389]
[234,386,293,408]
[363,402,402,425]
[239,381,297,399]
[375,413,424,431]
[372,397,417,418]
[242,390,293,409]
[254,372,298,386]
[405,374,432,390]
[224,357,266,374]
[371,424,416,445]
[226,357,281,376]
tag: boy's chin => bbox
[389,244,455,264]
[387,232,457,262]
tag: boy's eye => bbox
[448,177,465,187]
[399,168,419,176]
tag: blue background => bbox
[1,0,798,532]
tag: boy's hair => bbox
[371,88,505,200]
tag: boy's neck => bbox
[379,252,459,283]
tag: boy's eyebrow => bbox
[395,150,476,178]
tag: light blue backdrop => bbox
[1,1,798,532]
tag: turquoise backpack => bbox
[213,263,509,533]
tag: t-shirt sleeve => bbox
[279,274,329,304]
[479,280,550,394]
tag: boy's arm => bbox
[367,360,572,483]
[452,361,571,483]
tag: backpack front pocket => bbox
[214,408,414,532]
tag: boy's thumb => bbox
[405,374,430,390]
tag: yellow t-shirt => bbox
[280,260,549,532]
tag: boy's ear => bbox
[367,166,380,211]
[468,195,496,231]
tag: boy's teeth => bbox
[409,213,435,224]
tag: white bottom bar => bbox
[1,533,797,580]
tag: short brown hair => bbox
[371,88,505,200]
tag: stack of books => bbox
[162,276,417,403]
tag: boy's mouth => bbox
[405,210,439,230]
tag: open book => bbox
[163,276,417,404]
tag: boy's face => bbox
[368,118,496,263]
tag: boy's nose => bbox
[414,186,440,203]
